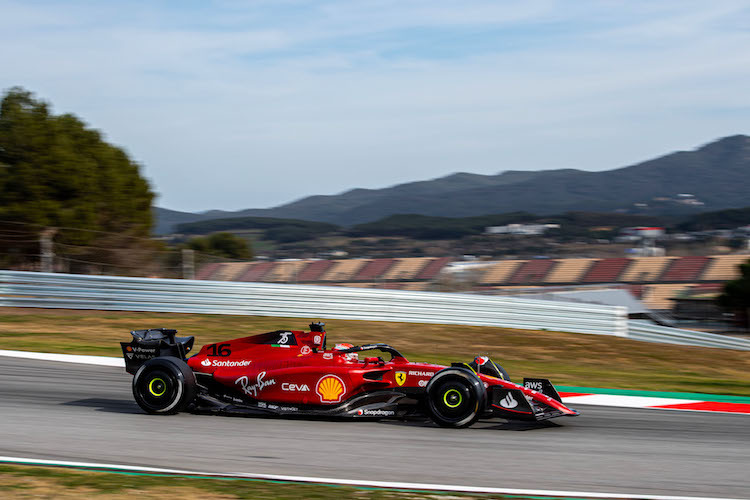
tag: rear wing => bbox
[120,328,195,375]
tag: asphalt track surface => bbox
[1,357,748,498]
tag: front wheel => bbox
[132,357,196,414]
[425,368,485,428]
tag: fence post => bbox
[182,249,195,280]
[613,306,629,337]
[39,228,57,273]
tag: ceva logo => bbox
[316,375,345,404]
[282,383,310,392]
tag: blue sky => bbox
[1,0,749,212]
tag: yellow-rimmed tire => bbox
[425,368,485,428]
[133,357,196,415]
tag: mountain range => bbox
[155,135,750,234]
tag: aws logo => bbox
[316,375,346,404]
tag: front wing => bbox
[487,378,579,421]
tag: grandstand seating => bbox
[192,253,750,312]
[478,260,523,284]
[338,282,377,288]
[381,257,434,281]
[296,260,335,282]
[237,261,275,282]
[213,262,253,281]
[401,282,429,291]
[641,284,693,310]
[659,256,710,282]
[627,284,645,299]
[700,255,750,281]
[318,259,369,282]
[382,282,405,290]
[195,262,222,280]
[415,257,453,280]
[508,259,556,284]
[544,258,596,284]
[493,286,543,292]
[619,257,675,282]
[353,258,397,281]
[262,260,308,283]
[691,283,723,293]
[581,258,631,283]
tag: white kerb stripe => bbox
[562,394,693,408]
[0,349,124,367]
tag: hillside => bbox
[154,135,750,233]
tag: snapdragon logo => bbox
[356,409,395,417]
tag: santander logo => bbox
[200,358,251,368]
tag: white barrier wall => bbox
[1,270,749,350]
[0,271,626,336]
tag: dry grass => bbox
[0,464,501,499]
[1,308,749,395]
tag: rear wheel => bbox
[425,368,485,428]
[133,357,196,414]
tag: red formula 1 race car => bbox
[121,323,578,428]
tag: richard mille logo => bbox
[500,393,518,409]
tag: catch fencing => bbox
[1,270,748,350]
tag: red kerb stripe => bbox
[653,402,750,414]
[559,392,592,398]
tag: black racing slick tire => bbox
[132,357,196,415]
[425,368,486,428]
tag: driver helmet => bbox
[333,343,358,362]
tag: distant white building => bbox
[676,193,705,206]
[485,223,560,235]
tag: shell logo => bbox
[316,375,345,404]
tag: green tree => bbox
[186,232,253,260]
[718,259,750,329]
[0,87,153,237]
[0,87,155,271]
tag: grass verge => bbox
[1,307,749,396]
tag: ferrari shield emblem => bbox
[395,371,407,386]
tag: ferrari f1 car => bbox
[121,323,578,428]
